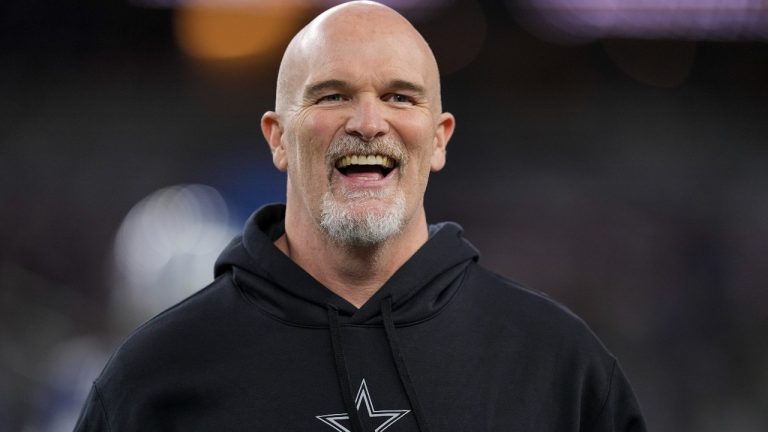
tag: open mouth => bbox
[335,154,397,178]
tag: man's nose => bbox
[344,97,389,141]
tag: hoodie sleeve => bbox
[588,359,647,432]
[73,384,111,431]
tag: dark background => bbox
[2,0,767,430]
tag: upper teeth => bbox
[336,155,395,169]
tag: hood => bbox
[214,203,479,327]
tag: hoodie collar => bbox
[215,203,479,327]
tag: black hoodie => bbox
[75,204,646,431]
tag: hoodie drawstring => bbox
[327,305,364,432]
[326,299,430,432]
[381,296,431,432]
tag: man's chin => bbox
[319,191,407,247]
[339,200,394,219]
[330,189,398,213]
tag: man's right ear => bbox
[261,111,288,172]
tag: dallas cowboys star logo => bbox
[316,379,410,432]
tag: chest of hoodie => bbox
[218,314,570,431]
[187,318,528,431]
[113,284,597,431]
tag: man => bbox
[76,2,646,431]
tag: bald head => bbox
[275,1,442,115]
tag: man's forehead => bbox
[301,49,429,87]
[276,2,441,111]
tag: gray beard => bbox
[319,190,406,248]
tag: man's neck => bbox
[274,208,429,308]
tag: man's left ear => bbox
[430,112,455,172]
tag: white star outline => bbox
[316,379,410,432]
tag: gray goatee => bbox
[320,135,407,247]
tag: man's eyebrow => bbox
[387,79,426,95]
[303,79,352,99]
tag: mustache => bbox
[325,135,407,168]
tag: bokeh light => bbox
[112,184,237,327]
[173,1,309,61]
[511,0,768,43]
[142,0,459,62]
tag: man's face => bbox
[265,10,454,246]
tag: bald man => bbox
[261,1,454,309]
[75,2,646,431]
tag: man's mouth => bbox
[334,154,397,179]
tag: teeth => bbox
[336,154,395,169]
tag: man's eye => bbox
[317,94,345,104]
[384,94,413,104]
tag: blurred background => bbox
[2,0,767,430]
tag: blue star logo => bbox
[316,379,410,432]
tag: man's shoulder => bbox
[129,274,233,339]
[460,264,612,356]
[464,264,580,317]
[96,275,236,386]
